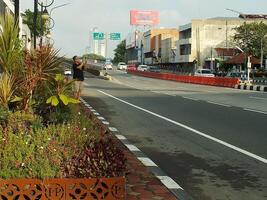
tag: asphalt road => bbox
[82,70,267,200]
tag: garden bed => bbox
[0,13,126,200]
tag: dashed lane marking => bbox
[115,134,127,140]
[182,96,199,101]
[157,176,183,190]
[125,144,141,152]
[138,157,158,167]
[109,127,118,132]
[206,101,231,107]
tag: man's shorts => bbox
[74,81,84,92]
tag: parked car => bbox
[117,62,127,70]
[104,62,113,70]
[137,65,148,71]
[194,69,215,77]
[226,71,246,82]
[147,66,160,73]
[64,68,72,76]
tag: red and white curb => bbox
[80,97,189,200]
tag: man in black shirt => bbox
[72,56,87,99]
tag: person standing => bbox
[72,56,87,99]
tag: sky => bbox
[21,0,267,58]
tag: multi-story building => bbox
[143,28,179,65]
[175,17,267,72]
[161,36,178,63]
[0,0,14,16]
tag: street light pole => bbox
[33,0,38,49]
[260,38,264,69]
[14,0,19,23]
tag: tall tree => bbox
[113,40,126,63]
[22,9,43,37]
[83,53,106,61]
[233,22,267,58]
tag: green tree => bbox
[113,40,126,63]
[233,22,267,58]
[22,9,44,37]
[83,53,106,61]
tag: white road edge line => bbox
[109,127,118,132]
[115,134,127,140]
[206,101,231,107]
[125,144,141,152]
[157,176,183,190]
[249,96,267,100]
[138,157,158,167]
[182,96,199,101]
[98,90,267,164]
[243,108,267,115]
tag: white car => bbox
[194,69,215,77]
[117,62,127,70]
[137,65,148,71]
[64,68,72,76]
[104,62,113,70]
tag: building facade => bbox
[143,29,179,65]
[175,17,267,72]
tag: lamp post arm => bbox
[38,0,54,7]
[50,3,71,16]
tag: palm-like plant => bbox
[0,13,23,74]
[0,73,15,109]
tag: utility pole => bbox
[33,0,38,49]
[105,32,108,59]
[14,0,19,23]
[260,38,263,69]
[210,47,213,69]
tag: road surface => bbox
[82,70,267,200]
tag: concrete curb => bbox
[234,84,267,92]
[79,97,193,200]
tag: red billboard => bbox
[130,10,160,26]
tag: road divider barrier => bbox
[127,69,239,88]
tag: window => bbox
[180,44,191,55]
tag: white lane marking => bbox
[206,101,231,107]
[152,91,175,96]
[98,90,267,164]
[83,82,89,86]
[109,127,118,132]
[102,121,110,125]
[249,96,267,100]
[97,116,105,120]
[90,109,96,112]
[182,96,199,101]
[125,144,141,152]
[157,176,183,190]
[244,108,267,115]
[116,134,127,140]
[93,112,100,116]
[138,157,158,167]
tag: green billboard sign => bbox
[93,32,105,40]
[110,33,121,40]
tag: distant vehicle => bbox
[64,68,72,76]
[104,62,113,70]
[194,69,215,77]
[226,71,246,82]
[117,62,127,70]
[147,66,160,73]
[137,65,148,71]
